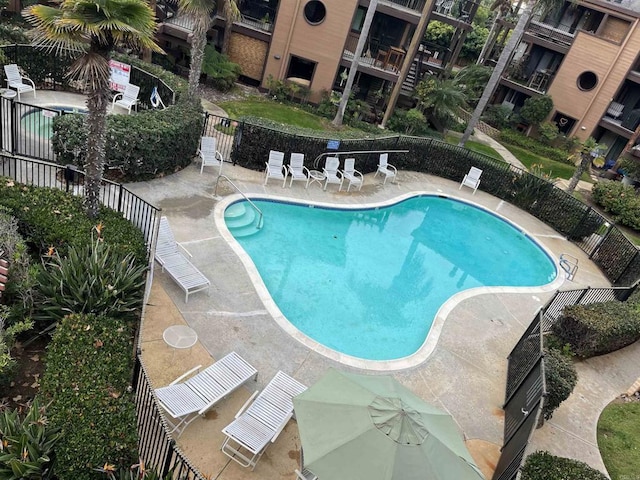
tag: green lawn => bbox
[597,401,640,479]
[220,97,333,130]
[503,144,592,182]
[445,135,501,159]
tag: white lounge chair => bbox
[375,153,397,184]
[322,157,342,191]
[155,351,258,438]
[339,158,363,192]
[221,371,307,470]
[295,468,318,480]
[287,153,309,187]
[264,150,286,186]
[154,216,211,303]
[198,136,223,175]
[459,166,482,194]
[112,83,140,114]
[3,64,36,101]
[606,101,624,119]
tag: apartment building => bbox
[155,0,480,113]
[485,0,640,165]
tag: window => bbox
[552,112,576,135]
[286,56,317,83]
[303,1,326,25]
[351,7,366,32]
[577,71,598,91]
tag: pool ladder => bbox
[559,253,578,281]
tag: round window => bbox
[304,1,326,25]
[577,71,598,91]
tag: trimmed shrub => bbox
[519,95,553,127]
[482,104,512,130]
[592,181,640,231]
[551,301,640,358]
[202,45,241,93]
[543,348,577,420]
[0,305,33,388]
[35,237,147,324]
[0,178,147,262]
[521,451,608,480]
[0,206,34,314]
[40,313,138,480]
[387,108,433,136]
[52,99,203,182]
[499,129,572,164]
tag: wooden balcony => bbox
[526,19,575,48]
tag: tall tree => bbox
[332,0,377,126]
[566,137,604,193]
[459,0,559,146]
[221,0,241,55]
[476,0,512,65]
[23,0,161,218]
[178,0,216,98]
[415,77,467,130]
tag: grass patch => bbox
[597,401,640,479]
[504,144,591,182]
[446,135,501,159]
[220,97,333,130]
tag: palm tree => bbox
[458,0,558,146]
[23,0,161,219]
[221,0,241,55]
[178,0,216,98]
[476,0,512,66]
[332,0,378,126]
[566,137,605,193]
[416,77,467,130]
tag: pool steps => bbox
[224,203,261,237]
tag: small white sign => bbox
[42,110,57,118]
[109,60,131,92]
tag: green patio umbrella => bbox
[293,369,485,480]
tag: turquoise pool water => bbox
[225,196,557,361]
[21,105,87,138]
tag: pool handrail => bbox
[215,174,264,229]
[312,149,409,170]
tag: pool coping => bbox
[214,191,565,371]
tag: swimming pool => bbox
[222,194,559,365]
[21,105,87,138]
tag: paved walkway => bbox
[126,160,640,480]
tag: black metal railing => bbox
[380,0,426,12]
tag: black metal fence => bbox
[0,153,160,247]
[132,356,207,480]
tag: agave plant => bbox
[35,235,147,324]
[0,398,61,480]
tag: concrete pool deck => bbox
[127,160,640,480]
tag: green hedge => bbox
[552,300,640,358]
[592,181,640,231]
[499,129,572,164]
[543,348,577,420]
[52,100,203,181]
[40,313,138,480]
[0,177,147,262]
[520,451,608,480]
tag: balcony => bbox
[379,0,426,13]
[431,0,480,24]
[600,100,640,139]
[526,15,575,48]
[342,34,405,77]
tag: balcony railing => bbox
[163,14,196,31]
[379,0,426,12]
[527,16,575,47]
[238,14,273,32]
[342,36,404,74]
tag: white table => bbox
[163,325,198,358]
[306,170,325,189]
[0,89,17,100]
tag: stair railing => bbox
[214,175,264,229]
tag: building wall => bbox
[547,20,640,140]
[262,0,359,102]
[228,33,270,81]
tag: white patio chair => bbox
[374,153,397,184]
[264,150,286,186]
[221,371,307,470]
[111,83,140,114]
[3,64,36,101]
[286,152,309,187]
[459,166,483,194]
[295,468,318,480]
[154,216,211,302]
[154,351,258,438]
[322,157,342,191]
[606,101,624,119]
[198,136,223,175]
[339,158,363,192]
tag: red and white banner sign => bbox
[109,60,131,92]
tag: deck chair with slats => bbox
[221,371,307,470]
[4,64,36,101]
[198,136,224,175]
[374,153,397,184]
[112,83,140,114]
[459,166,482,194]
[339,158,364,192]
[154,351,258,438]
[606,101,624,119]
[286,152,309,187]
[154,216,211,303]
[264,150,286,186]
[322,157,342,191]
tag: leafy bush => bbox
[52,99,203,181]
[40,314,138,480]
[35,236,147,324]
[543,348,577,420]
[202,45,241,92]
[592,181,640,231]
[538,121,559,142]
[482,104,512,129]
[499,129,572,164]
[387,108,429,135]
[0,206,34,315]
[0,305,33,388]
[551,301,640,358]
[0,178,147,262]
[0,398,61,480]
[521,451,608,480]
[519,95,553,127]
